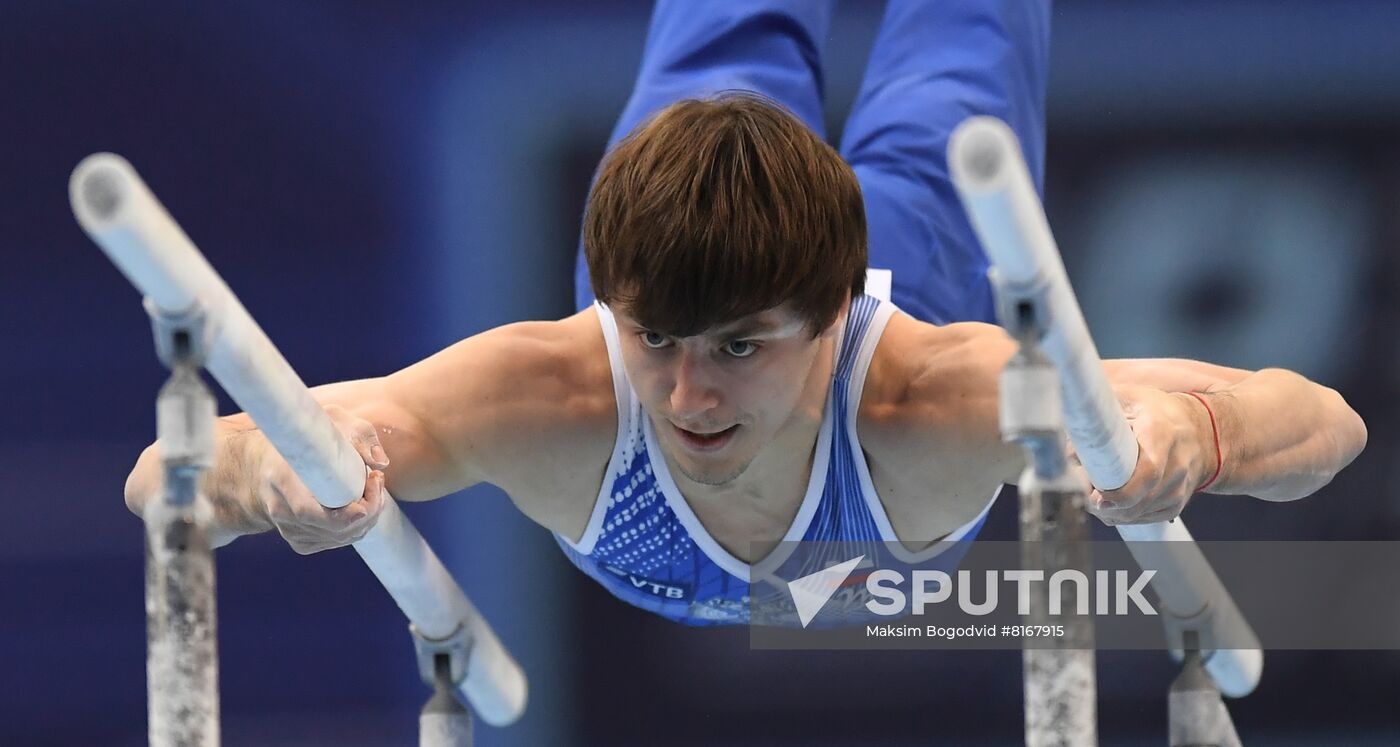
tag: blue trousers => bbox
[574,0,1050,326]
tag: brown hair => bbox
[583,92,866,337]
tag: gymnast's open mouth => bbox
[672,423,739,452]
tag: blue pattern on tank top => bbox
[555,295,991,625]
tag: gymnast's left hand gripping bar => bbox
[948,118,1262,699]
[69,153,527,727]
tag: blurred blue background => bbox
[3,1,1400,744]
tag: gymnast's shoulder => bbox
[381,307,617,502]
[856,312,1018,470]
[386,305,615,424]
[859,312,1014,427]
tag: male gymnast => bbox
[124,1,1366,625]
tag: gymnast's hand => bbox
[124,404,389,552]
[1080,386,1216,526]
[254,404,389,554]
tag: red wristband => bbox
[1184,391,1222,492]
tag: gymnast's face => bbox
[612,302,836,487]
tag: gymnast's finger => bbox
[344,470,387,542]
[325,404,389,469]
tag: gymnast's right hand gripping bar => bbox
[948,117,1262,698]
[69,154,527,725]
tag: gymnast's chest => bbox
[685,484,807,564]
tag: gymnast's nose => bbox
[668,346,721,420]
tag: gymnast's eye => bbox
[723,340,759,358]
[639,331,670,349]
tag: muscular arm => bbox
[125,310,614,544]
[1101,359,1367,502]
[863,314,1367,530]
[373,312,616,530]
